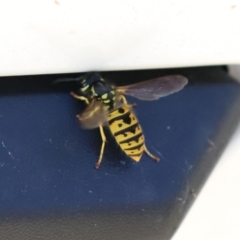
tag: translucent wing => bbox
[77,99,108,129]
[117,75,188,101]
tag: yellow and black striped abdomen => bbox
[108,105,145,162]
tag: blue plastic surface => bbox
[0,66,240,240]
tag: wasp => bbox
[57,72,188,169]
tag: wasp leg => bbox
[120,95,137,108]
[95,125,107,169]
[144,145,160,162]
[70,92,89,104]
[120,95,128,104]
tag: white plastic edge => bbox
[172,65,240,240]
[0,0,240,76]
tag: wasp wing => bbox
[117,75,188,101]
[77,99,108,129]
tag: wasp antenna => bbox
[52,76,83,85]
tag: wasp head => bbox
[74,72,103,98]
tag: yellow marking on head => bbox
[102,93,108,99]
[82,79,86,83]
[110,91,115,95]
[103,99,110,103]
[81,85,89,92]
[91,86,95,94]
[112,96,116,101]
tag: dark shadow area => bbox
[0,66,228,96]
